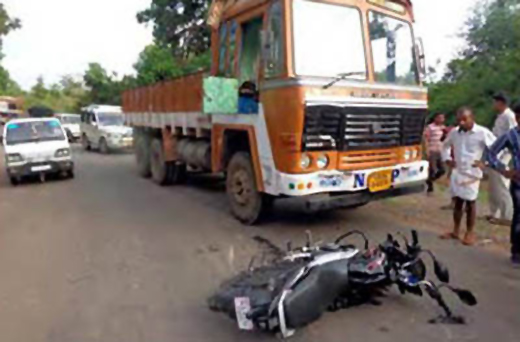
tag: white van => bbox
[2,118,74,185]
[80,105,133,154]
[55,113,81,142]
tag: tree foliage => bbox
[0,2,21,95]
[134,44,211,86]
[137,0,211,59]
[429,0,520,126]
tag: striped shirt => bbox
[487,128,520,173]
[425,123,446,153]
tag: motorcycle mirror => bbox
[433,259,450,283]
[451,288,478,306]
[411,230,419,246]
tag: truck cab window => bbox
[218,24,228,75]
[239,17,263,84]
[265,0,284,78]
[226,21,238,77]
[369,11,418,85]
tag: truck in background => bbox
[122,0,429,225]
[0,96,24,140]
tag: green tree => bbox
[137,0,211,59]
[429,0,520,126]
[133,44,211,86]
[134,44,182,85]
[83,63,122,105]
[0,2,21,95]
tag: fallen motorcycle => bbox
[208,230,477,338]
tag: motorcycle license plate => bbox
[368,170,392,193]
[234,297,254,330]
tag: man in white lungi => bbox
[440,107,497,246]
[486,93,516,225]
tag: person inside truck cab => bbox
[238,81,259,114]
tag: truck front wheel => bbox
[226,152,270,225]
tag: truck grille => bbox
[339,149,399,170]
[302,106,427,152]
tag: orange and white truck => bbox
[122,0,429,224]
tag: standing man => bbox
[440,107,496,246]
[487,93,516,225]
[424,113,447,194]
[486,103,520,265]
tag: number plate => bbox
[368,170,392,193]
[31,165,51,172]
[234,297,254,330]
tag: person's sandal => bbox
[462,232,477,246]
[440,232,460,240]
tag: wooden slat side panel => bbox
[122,72,205,114]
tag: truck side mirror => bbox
[415,37,426,81]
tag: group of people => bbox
[424,94,520,266]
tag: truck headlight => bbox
[316,154,329,169]
[300,154,312,169]
[6,153,23,163]
[404,149,412,161]
[55,148,71,157]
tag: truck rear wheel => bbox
[226,152,269,225]
[135,131,151,178]
[150,138,186,186]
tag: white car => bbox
[55,113,81,142]
[2,118,74,185]
[80,105,133,154]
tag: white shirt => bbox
[493,108,517,138]
[442,124,497,180]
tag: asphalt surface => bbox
[1,146,519,342]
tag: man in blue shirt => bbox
[486,103,520,265]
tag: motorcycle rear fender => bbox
[283,259,350,329]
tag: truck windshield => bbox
[292,0,367,80]
[369,11,418,85]
[98,114,124,127]
[5,121,65,145]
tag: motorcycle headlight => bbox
[7,153,24,163]
[300,154,312,169]
[55,148,71,157]
[316,154,329,169]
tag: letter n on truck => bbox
[122,0,429,225]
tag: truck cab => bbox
[123,0,429,224]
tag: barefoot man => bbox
[440,107,497,246]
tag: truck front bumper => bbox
[7,160,74,178]
[304,182,426,212]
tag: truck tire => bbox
[82,134,91,151]
[135,131,151,178]
[226,152,269,225]
[150,138,172,186]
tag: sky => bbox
[1,0,476,90]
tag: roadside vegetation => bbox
[1,0,520,122]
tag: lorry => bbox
[122,0,429,225]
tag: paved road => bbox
[1,147,519,342]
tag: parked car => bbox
[55,113,81,142]
[2,117,74,185]
[80,105,133,154]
